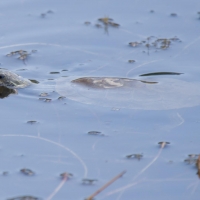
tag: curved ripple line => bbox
[0,134,88,177]
[0,42,103,56]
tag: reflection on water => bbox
[0,86,16,98]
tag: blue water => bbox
[0,0,200,200]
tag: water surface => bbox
[0,0,200,200]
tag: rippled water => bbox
[0,0,200,200]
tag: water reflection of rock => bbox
[0,86,16,98]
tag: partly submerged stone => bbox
[56,76,200,110]
[0,69,31,89]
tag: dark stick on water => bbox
[86,170,126,200]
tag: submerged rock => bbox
[56,76,200,110]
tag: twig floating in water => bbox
[46,172,72,200]
[85,170,126,200]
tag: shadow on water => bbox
[0,86,16,98]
